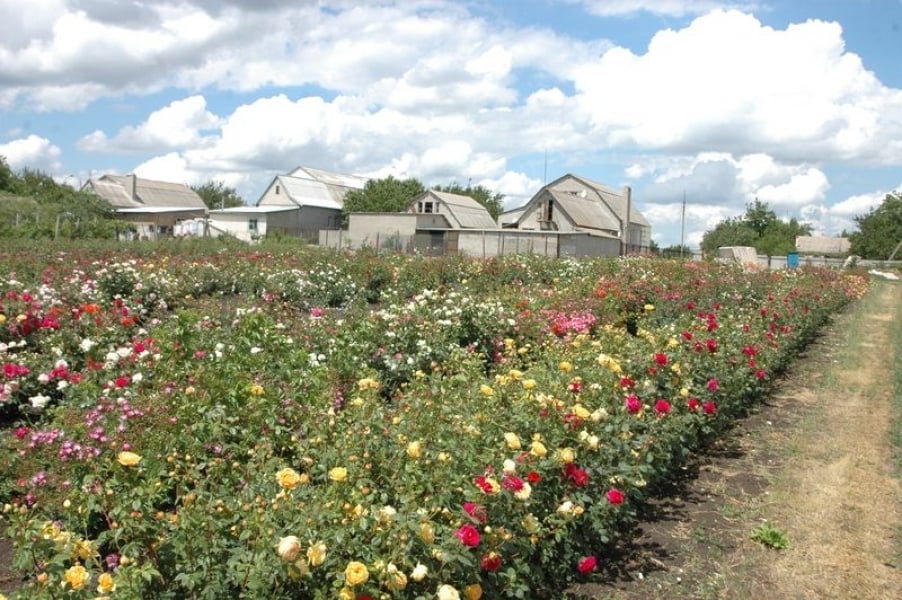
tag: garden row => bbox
[0,240,869,599]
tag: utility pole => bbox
[680,191,686,258]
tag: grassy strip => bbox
[889,280,902,569]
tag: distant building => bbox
[795,236,851,255]
[83,174,206,238]
[208,166,368,242]
[503,174,652,254]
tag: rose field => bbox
[0,240,870,599]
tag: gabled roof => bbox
[289,166,369,191]
[547,189,621,232]
[87,175,206,210]
[549,174,650,227]
[427,191,497,229]
[259,167,369,210]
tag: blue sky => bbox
[1,0,901,248]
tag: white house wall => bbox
[258,181,296,207]
[209,213,265,242]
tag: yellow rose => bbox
[465,583,483,600]
[0,314,6,325]
[344,561,369,586]
[644,303,655,312]
[503,432,521,450]
[437,584,461,600]
[276,536,301,562]
[64,564,90,590]
[411,562,428,581]
[572,403,590,419]
[306,541,326,567]
[73,538,96,561]
[338,587,355,600]
[508,368,523,380]
[357,377,379,390]
[406,440,422,459]
[385,563,407,590]
[479,384,494,397]
[250,384,265,396]
[419,522,435,544]
[97,572,116,594]
[116,451,142,467]
[558,361,572,372]
[328,467,348,482]
[521,379,537,390]
[530,440,547,458]
[275,467,302,490]
[558,447,575,464]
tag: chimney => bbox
[131,174,138,201]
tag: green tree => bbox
[848,192,902,259]
[0,156,14,192]
[341,176,425,223]
[700,200,812,256]
[192,180,245,209]
[433,183,505,220]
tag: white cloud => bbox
[572,10,902,165]
[78,95,220,152]
[0,135,62,171]
[576,0,760,17]
[754,168,829,207]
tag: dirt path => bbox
[573,280,901,599]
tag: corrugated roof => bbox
[549,190,621,232]
[278,175,343,210]
[555,174,651,227]
[209,206,297,214]
[429,191,497,229]
[90,175,206,210]
[288,166,369,191]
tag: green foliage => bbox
[701,200,812,256]
[341,175,425,223]
[433,183,505,220]
[192,180,246,210]
[750,522,791,549]
[0,160,120,239]
[848,192,902,260]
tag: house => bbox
[211,166,369,242]
[83,174,207,238]
[407,190,497,229]
[506,174,652,254]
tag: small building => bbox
[795,236,851,255]
[83,174,207,238]
[506,174,652,254]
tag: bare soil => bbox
[571,280,902,599]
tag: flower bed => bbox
[0,241,869,599]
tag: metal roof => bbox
[548,190,621,232]
[287,166,369,191]
[89,175,206,210]
[277,175,344,210]
[209,206,297,214]
[559,174,651,227]
[428,191,497,229]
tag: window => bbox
[423,201,434,213]
[275,185,280,195]
[544,199,554,221]
[248,219,258,231]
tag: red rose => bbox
[606,488,625,505]
[707,378,719,392]
[464,502,487,523]
[654,399,671,416]
[577,555,597,574]
[687,398,700,411]
[481,552,502,572]
[705,339,717,353]
[654,352,668,366]
[625,395,641,414]
[526,471,542,484]
[502,474,524,492]
[455,524,481,547]
[703,401,717,415]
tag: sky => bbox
[1,0,901,248]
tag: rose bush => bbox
[0,240,869,598]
